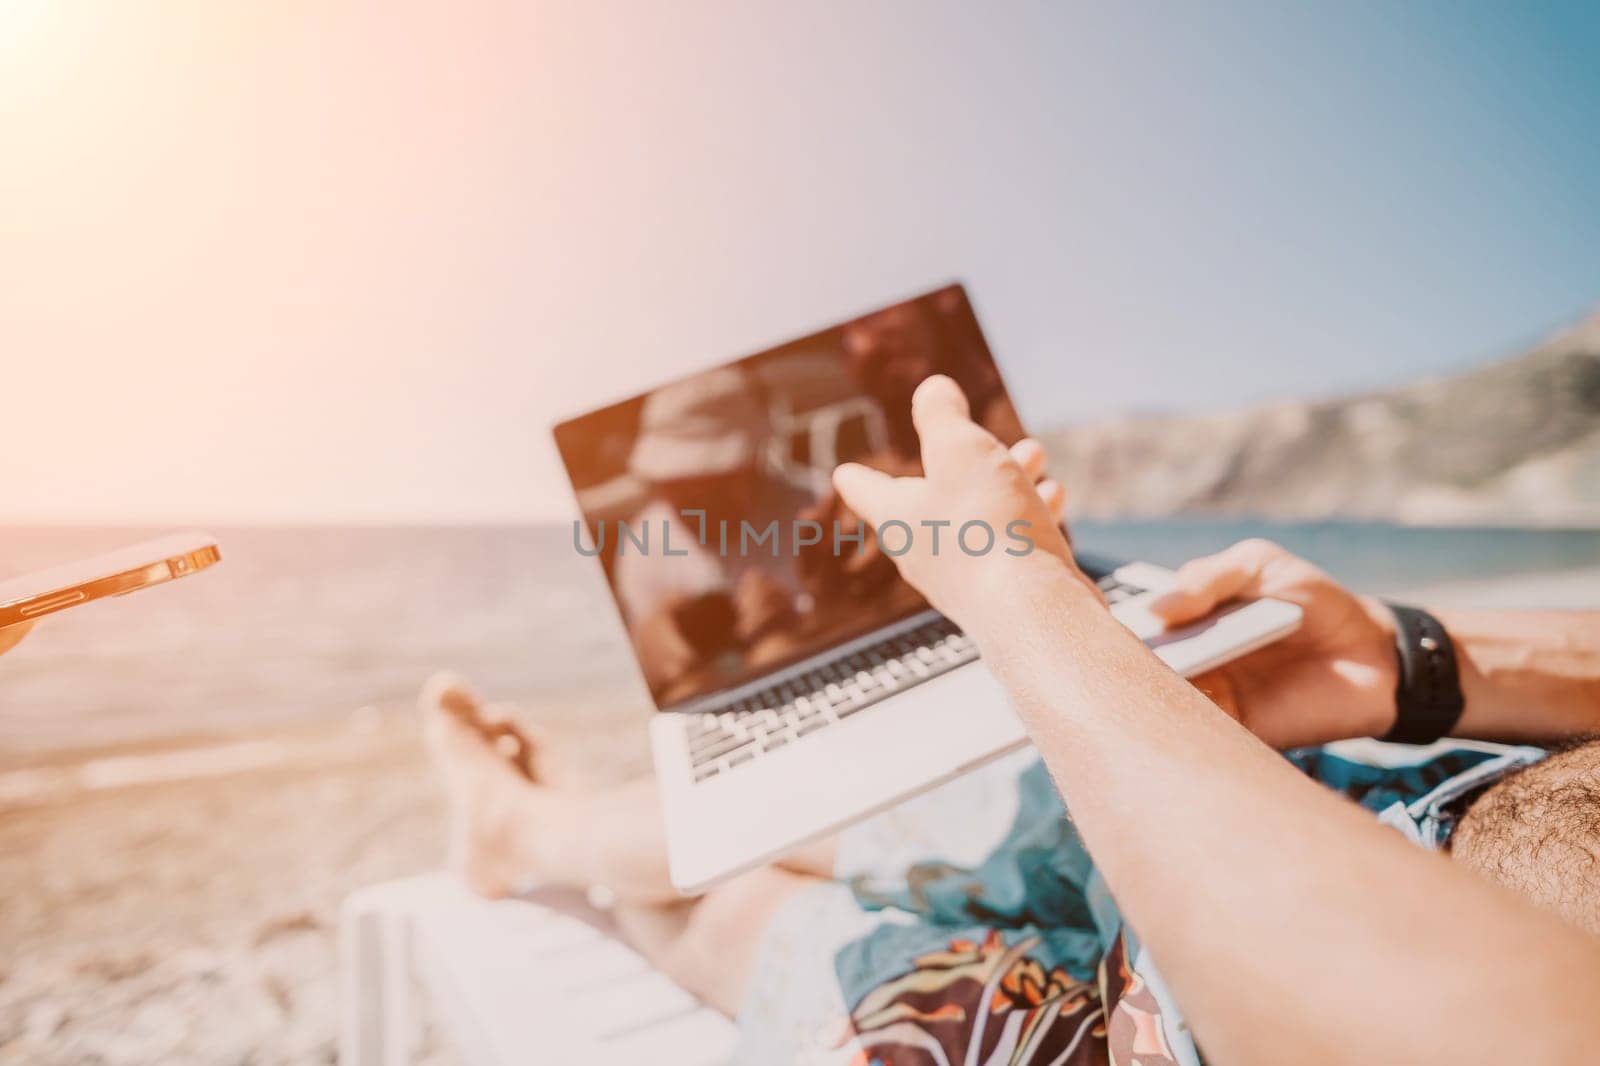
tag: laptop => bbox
[553,283,1301,892]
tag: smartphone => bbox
[0,532,222,630]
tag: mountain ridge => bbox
[1041,311,1600,528]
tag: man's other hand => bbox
[1149,539,1399,747]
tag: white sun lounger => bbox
[339,873,736,1066]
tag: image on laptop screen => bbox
[552,283,1024,709]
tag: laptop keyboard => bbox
[685,571,1149,784]
[685,614,975,783]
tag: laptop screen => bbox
[552,283,1024,709]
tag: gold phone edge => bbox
[0,545,222,630]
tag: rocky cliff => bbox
[1042,312,1600,527]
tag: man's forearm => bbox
[1435,608,1600,742]
[974,559,1600,1065]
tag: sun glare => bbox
[0,0,51,61]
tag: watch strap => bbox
[1380,603,1465,745]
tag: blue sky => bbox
[4,1,1598,520]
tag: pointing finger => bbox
[911,375,1004,477]
[911,374,970,431]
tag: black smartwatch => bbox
[1380,603,1465,745]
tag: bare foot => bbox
[421,672,555,898]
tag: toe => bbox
[420,670,482,725]
[421,675,496,778]
[421,675,541,787]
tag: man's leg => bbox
[1451,737,1600,936]
[423,673,835,901]
[423,675,835,1016]
[611,866,820,1016]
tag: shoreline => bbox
[2,562,1593,797]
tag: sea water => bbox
[1,522,1596,758]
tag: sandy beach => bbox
[0,695,651,1066]
[1,543,1594,1064]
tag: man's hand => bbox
[1149,539,1399,747]
[831,375,1092,631]
[0,621,32,657]
[834,415,1600,1066]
